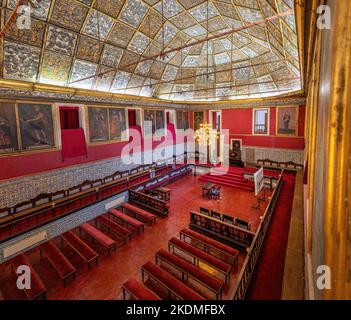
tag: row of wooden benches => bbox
[122,228,239,300]
[7,202,158,300]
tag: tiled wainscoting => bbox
[0,145,186,209]
[0,192,128,264]
[223,144,304,166]
[0,157,137,208]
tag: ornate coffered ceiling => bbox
[0,0,302,102]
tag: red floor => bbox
[0,174,275,300]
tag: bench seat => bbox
[109,208,144,233]
[96,215,132,244]
[141,261,205,300]
[122,277,161,300]
[40,240,76,287]
[11,253,47,300]
[168,237,232,283]
[180,228,239,265]
[61,231,98,269]
[122,203,157,225]
[80,223,117,254]
[156,249,224,300]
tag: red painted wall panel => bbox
[222,106,305,150]
[222,108,252,134]
[0,105,305,181]
[0,141,129,181]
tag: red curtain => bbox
[166,112,170,125]
[61,129,87,160]
[60,107,79,130]
[128,109,137,126]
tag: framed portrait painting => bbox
[144,109,156,135]
[155,110,165,131]
[18,103,55,150]
[0,102,19,153]
[276,106,298,136]
[109,108,127,141]
[88,107,109,142]
[193,111,204,131]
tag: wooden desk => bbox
[202,183,215,198]
[155,187,171,201]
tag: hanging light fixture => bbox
[194,123,220,146]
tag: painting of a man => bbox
[144,110,155,135]
[19,103,54,149]
[155,110,165,131]
[88,107,109,142]
[109,108,126,140]
[194,111,204,131]
[277,106,298,136]
[0,102,18,152]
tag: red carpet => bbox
[198,166,254,191]
[246,172,296,300]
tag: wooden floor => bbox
[0,174,272,300]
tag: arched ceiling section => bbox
[0,0,301,102]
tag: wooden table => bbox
[202,183,215,198]
[155,187,171,201]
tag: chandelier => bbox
[194,123,220,146]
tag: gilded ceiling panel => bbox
[76,36,103,63]
[70,59,97,88]
[0,0,302,101]
[4,10,45,47]
[101,45,124,68]
[119,51,141,73]
[94,0,125,18]
[50,0,89,33]
[120,0,149,28]
[94,66,115,91]
[7,0,52,21]
[83,10,114,40]
[108,22,136,48]
[3,41,40,81]
[139,10,163,38]
[45,25,78,56]
[40,51,72,84]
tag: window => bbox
[253,109,269,135]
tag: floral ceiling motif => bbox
[0,0,301,101]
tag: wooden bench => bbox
[156,249,224,300]
[122,277,161,300]
[61,231,99,270]
[11,253,47,300]
[96,215,132,244]
[129,190,169,216]
[109,208,144,234]
[122,203,157,225]
[141,261,205,300]
[168,237,232,283]
[79,223,117,255]
[180,228,239,265]
[40,240,76,287]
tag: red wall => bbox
[222,105,305,150]
[0,141,129,181]
[0,106,305,181]
[0,125,176,181]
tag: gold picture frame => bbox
[276,106,299,137]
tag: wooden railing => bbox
[129,190,169,216]
[189,211,256,249]
[0,164,173,241]
[231,171,285,300]
[257,158,303,170]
